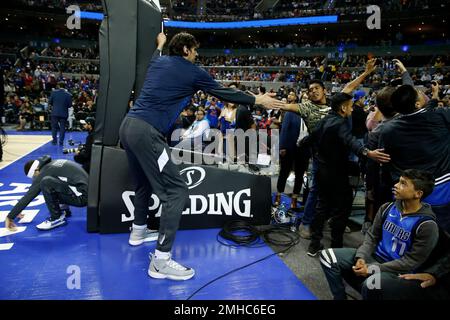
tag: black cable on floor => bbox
[218,220,260,245]
[186,220,300,300]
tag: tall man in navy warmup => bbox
[49,82,72,146]
[119,32,284,281]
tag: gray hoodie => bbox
[8,159,88,220]
[356,200,438,274]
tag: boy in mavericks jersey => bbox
[319,169,438,300]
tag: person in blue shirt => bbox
[320,169,439,299]
[119,32,284,281]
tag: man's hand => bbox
[355,258,366,269]
[156,32,167,50]
[5,217,17,232]
[392,59,407,74]
[365,58,377,75]
[352,259,369,277]
[253,92,286,110]
[431,81,440,100]
[399,273,436,288]
[367,148,391,163]
[280,149,287,157]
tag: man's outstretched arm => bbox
[341,58,377,94]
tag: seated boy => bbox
[320,169,439,300]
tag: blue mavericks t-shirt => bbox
[375,203,432,262]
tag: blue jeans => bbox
[302,156,318,226]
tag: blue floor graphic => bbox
[0,131,316,300]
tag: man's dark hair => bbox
[259,86,266,94]
[376,86,397,118]
[168,32,199,57]
[24,159,35,176]
[391,85,418,114]
[308,79,325,89]
[330,92,352,112]
[401,169,435,200]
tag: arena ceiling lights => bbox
[80,11,338,29]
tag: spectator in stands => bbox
[180,106,196,130]
[349,90,368,168]
[320,169,438,300]
[306,92,390,256]
[363,228,450,300]
[279,79,330,239]
[275,108,307,209]
[380,82,450,232]
[218,102,237,135]
[281,58,379,239]
[16,99,34,131]
[206,97,222,128]
[49,82,72,146]
[363,86,398,234]
[363,59,413,234]
[180,108,210,141]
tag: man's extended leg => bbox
[123,143,159,246]
[51,116,58,144]
[59,117,67,146]
[120,116,193,280]
[38,176,87,230]
[319,247,364,300]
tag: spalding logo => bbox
[180,166,206,189]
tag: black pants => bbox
[319,248,450,300]
[362,271,450,300]
[51,116,67,145]
[119,116,188,253]
[276,147,310,195]
[311,167,353,248]
[40,176,87,220]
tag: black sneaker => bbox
[307,243,324,257]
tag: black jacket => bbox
[380,100,450,182]
[8,158,88,219]
[74,131,94,173]
[49,89,72,118]
[312,111,365,177]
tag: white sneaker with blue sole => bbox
[36,216,67,230]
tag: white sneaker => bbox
[148,253,195,281]
[36,216,67,230]
[129,228,159,246]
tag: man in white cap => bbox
[5,156,88,231]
